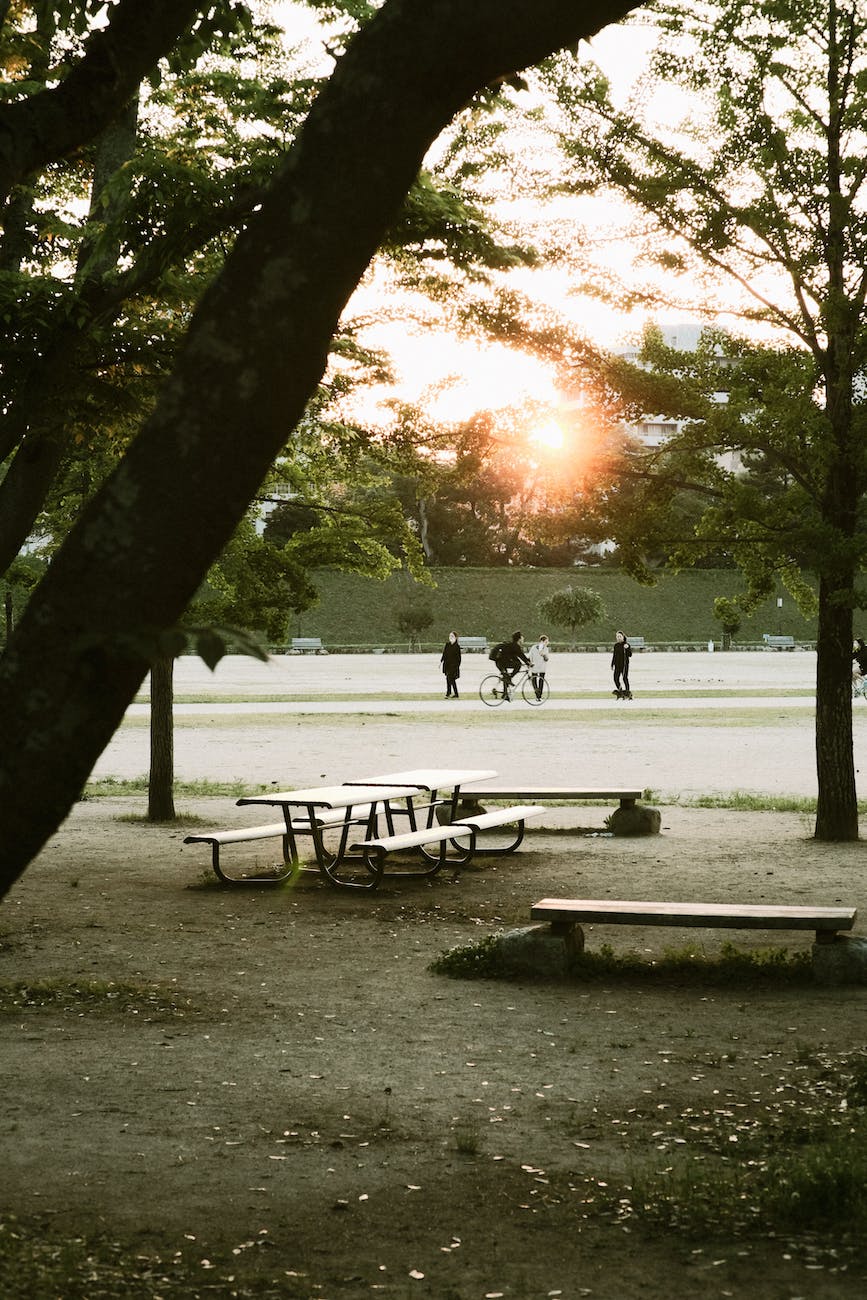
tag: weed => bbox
[430,936,814,986]
[429,934,513,979]
[453,1119,482,1155]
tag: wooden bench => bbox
[185,806,372,885]
[762,634,795,649]
[351,804,546,887]
[459,786,645,813]
[530,898,858,950]
[627,635,645,649]
[459,636,488,652]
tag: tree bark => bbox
[148,658,176,822]
[813,0,861,840]
[0,0,644,899]
[814,574,857,840]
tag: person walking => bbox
[490,631,530,702]
[611,630,632,700]
[528,634,550,700]
[440,630,462,698]
[853,638,867,699]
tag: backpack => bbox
[489,642,506,662]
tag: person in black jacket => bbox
[440,631,462,699]
[854,638,867,676]
[491,631,530,702]
[611,630,632,700]
[853,638,867,699]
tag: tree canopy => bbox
[544,0,867,839]
[0,0,645,898]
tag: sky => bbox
[271,3,698,433]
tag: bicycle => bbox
[479,666,549,707]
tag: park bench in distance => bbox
[459,636,488,651]
[530,898,857,950]
[290,637,326,653]
[627,635,645,649]
[762,633,795,649]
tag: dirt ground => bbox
[2,655,867,1298]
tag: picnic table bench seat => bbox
[184,805,373,884]
[530,898,857,947]
[350,804,546,887]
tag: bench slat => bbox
[461,787,644,802]
[185,805,373,848]
[354,805,545,856]
[454,805,546,832]
[185,823,288,847]
[352,824,472,854]
[531,898,857,932]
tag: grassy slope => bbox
[285,568,815,649]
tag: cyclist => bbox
[490,631,530,702]
[528,634,550,700]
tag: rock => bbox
[812,934,867,985]
[438,797,486,824]
[495,923,583,977]
[608,803,661,836]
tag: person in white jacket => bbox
[528,634,550,701]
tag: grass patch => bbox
[430,937,814,985]
[0,978,197,1018]
[0,1215,305,1299]
[609,1050,867,1252]
[83,777,256,799]
[290,566,814,646]
[671,790,822,813]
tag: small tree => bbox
[712,597,741,651]
[537,586,605,646]
[394,596,435,651]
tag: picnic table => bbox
[236,769,497,889]
[345,768,497,825]
[236,783,420,887]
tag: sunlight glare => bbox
[529,419,566,453]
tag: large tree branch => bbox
[0,179,267,571]
[0,0,646,895]
[0,0,204,206]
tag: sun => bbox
[529,419,566,453]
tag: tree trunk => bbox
[812,0,860,841]
[148,657,175,821]
[814,584,858,842]
[0,0,644,900]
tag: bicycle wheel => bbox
[522,674,550,706]
[479,674,507,706]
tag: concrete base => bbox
[495,923,583,977]
[608,803,661,836]
[812,934,867,985]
